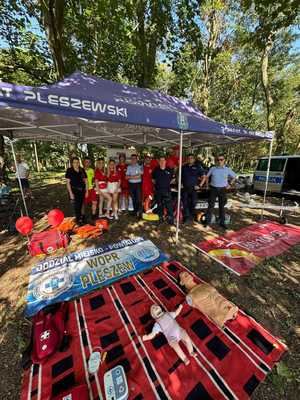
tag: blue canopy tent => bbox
[0,72,273,239]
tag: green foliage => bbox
[0,0,299,171]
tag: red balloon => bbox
[16,216,33,235]
[47,209,65,227]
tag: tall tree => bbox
[175,0,232,114]
[242,0,300,152]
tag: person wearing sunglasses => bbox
[200,154,236,229]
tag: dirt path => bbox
[0,175,299,400]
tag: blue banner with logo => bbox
[25,237,168,316]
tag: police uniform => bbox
[206,166,236,225]
[152,167,174,223]
[182,163,204,220]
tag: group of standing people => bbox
[65,151,236,229]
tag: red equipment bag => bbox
[51,384,89,400]
[32,303,68,364]
[28,229,69,256]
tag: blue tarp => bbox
[0,71,272,146]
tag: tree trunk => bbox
[136,0,147,87]
[261,36,275,131]
[40,0,66,79]
[0,135,7,181]
[275,108,295,154]
[194,9,219,114]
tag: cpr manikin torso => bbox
[180,271,238,327]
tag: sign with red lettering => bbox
[196,221,300,275]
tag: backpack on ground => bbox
[28,229,69,256]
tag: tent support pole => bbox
[10,139,29,216]
[261,137,273,220]
[175,130,183,243]
[34,141,40,172]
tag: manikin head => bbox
[179,271,195,288]
[150,304,164,319]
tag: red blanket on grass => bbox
[21,261,287,400]
[196,221,300,276]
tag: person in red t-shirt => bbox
[150,157,159,170]
[166,147,179,170]
[107,159,121,220]
[117,154,129,211]
[94,158,112,219]
[142,155,154,202]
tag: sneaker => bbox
[114,213,119,220]
[106,213,113,220]
[98,213,105,218]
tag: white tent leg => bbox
[10,139,29,216]
[261,137,273,220]
[175,131,183,243]
[34,141,40,172]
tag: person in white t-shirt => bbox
[15,154,33,199]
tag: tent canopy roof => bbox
[0,71,272,147]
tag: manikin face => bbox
[150,304,164,319]
[179,271,194,287]
[83,159,91,169]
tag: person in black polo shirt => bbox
[182,153,204,222]
[65,157,88,225]
[152,156,174,225]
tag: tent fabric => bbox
[0,71,272,147]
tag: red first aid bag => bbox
[32,303,68,364]
[28,229,69,256]
[51,384,89,400]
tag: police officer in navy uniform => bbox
[200,154,236,229]
[182,153,205,222]
[152,156,174,225]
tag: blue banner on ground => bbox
[25,237,168,316]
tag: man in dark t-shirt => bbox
[65,157,88,224]
[152,156,174,225]
[181,153,205,222]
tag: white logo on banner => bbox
[132,245,160,262]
